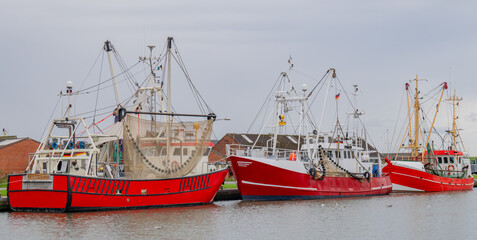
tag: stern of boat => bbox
[8,173,69,212]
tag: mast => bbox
[405,83,412,154]
[104,41,121,106]
[147,45,156,122]
[269,67,309,158]
[299,82,309,158]
[446,90,462,151]
[413,75,420,157]
[351,84,363,146]
[65,81,73,118]
[349,84,366,171]
[166,37,173,162]
[407,75,426,158]
[333,71,340,164]
[272,72,286,156]
[139,44,165,124]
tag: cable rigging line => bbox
[111,46,139,96]
[73,47,104,104]
[39,96,62,143]
[334,76,379,154]
[171,52,207,114]
[171,40,214,114]
[246,72,283,133]
[92,51,105,133]
[74,61,141,94]
[388,89,407,153]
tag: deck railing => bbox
[427,169,468,178]
[226,144,310,161]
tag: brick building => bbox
[0,136,40,177]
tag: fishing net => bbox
[122,114,214,179]
[315,148,359,178]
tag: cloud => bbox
[2,0,477,155]
[465,112,477,122]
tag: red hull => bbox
[382,162,473,192]
[7,168,228,212]
[229,156,392,200]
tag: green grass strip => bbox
[222,183,237,189]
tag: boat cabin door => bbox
[57,160,69,173]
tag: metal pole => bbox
[166,37,173,166]
[104,41,121,106]
[272,73,285,156]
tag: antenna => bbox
[347,84,364,144]
[60,81,77,118]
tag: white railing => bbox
[226,144,310,161]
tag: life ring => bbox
[76,141,85,149]
[447,165,455,172]
[171,161,179,170]
[289,151,297,161]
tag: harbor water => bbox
[2,190,477,239]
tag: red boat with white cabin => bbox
[382,77,473,192]
[7,37,228,212]
[228,67,392,201]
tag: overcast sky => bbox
[2,0,477,155]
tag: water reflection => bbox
[2,191,477,239]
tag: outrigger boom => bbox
[125,111,216,119]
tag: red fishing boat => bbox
[7,37,228,212]
[228,67,392,201]
[382,77,473,192]
[8,170,227,212]
[229,155,391,200]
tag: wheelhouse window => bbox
[42,162,48,173]
[173,148,181,156]
[203,148,211,156]
[437,157,442,164]
[443,157,448,164]
[449,157,455,164]
[160,148,167,156]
